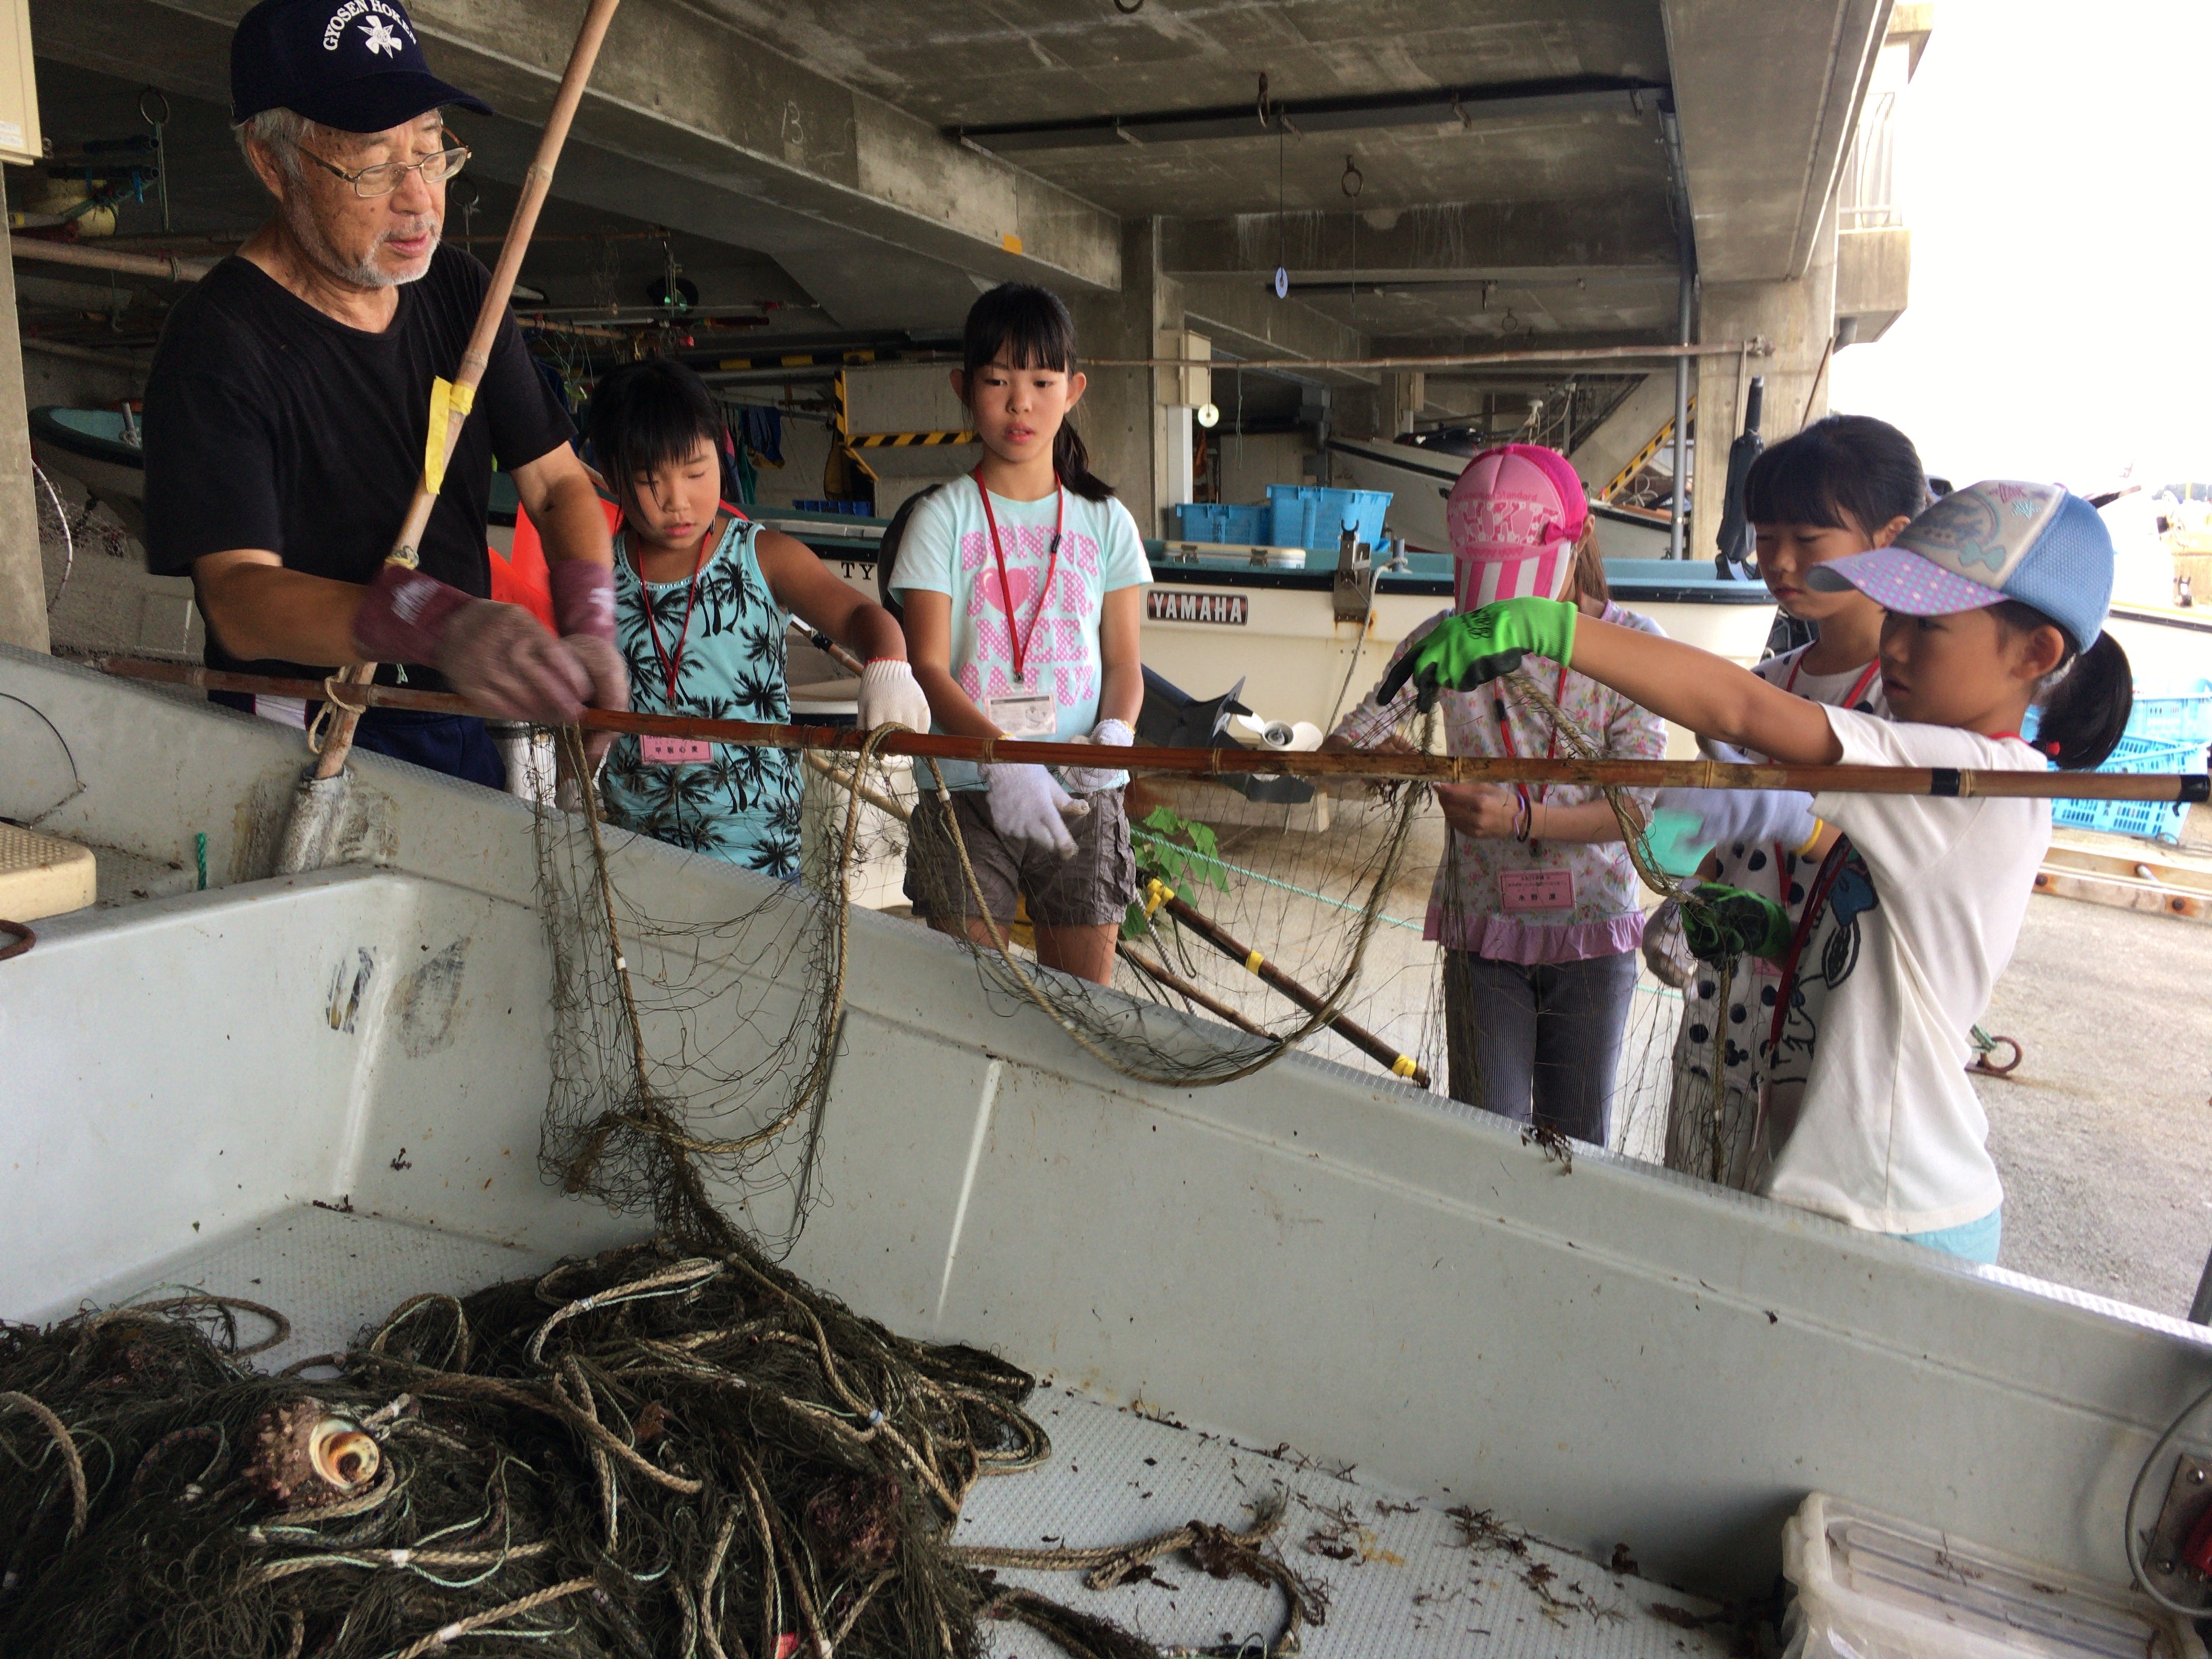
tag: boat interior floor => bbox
[49,1204,1737,1659]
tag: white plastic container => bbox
[1782,1494,2205,1659]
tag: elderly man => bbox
[143,0,623,787]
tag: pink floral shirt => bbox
[1334,603,1668,964]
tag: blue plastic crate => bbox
[2127,687,2212,745]
[792,498,874,516]
[1266,485,1392,552]
[2034,729,2209,844]
[1172,501,1269,544]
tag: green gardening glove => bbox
[1680,882,1793,966]
[1377,597,1580,712]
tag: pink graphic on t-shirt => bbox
[953,522,1106,722]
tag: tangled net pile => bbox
[0,1237,1248,1659]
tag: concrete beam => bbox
[33,0,1122,302]
[1661,0,1891,283]
[1160,197,1680,283]
[1835,224,1910,342]
[1689,197,1841,564]
[1172,276,1369,390]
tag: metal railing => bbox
[1839,88,1898,230]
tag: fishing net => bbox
[535,688,1451,1261]
[0,1237,1217,1659]
[531,649,1763,1249]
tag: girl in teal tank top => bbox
[600,516,806,873]
[588,360,926,876]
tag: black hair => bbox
[960,283,1113,502]
[1992,600,2133,770]
[1745,413,1927,539]
[586,358,729,510]
[874,483,944,619]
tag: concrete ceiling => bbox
[22,0,1890,352]
[683,1,1671,125]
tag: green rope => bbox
[1129,826,1423,933]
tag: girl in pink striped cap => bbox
[1327,444,1666,1145]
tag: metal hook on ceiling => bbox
[1341,155,1363,198]
[1114,0,1143,13]
[1256,71,1271,127]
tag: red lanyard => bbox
[1491,657,1572,810]
[1772,653,1881,905]
[634,528,712,709]
[975,468,1063,684]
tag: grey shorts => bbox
[905,785,1139,929]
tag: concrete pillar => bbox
[1689,197,1839,567]
[1385,372,1424,437]
[0,175,47,653]
[1338,371,1425,441]
[1069,219,1182,539]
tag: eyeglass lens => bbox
[355,146,469,198]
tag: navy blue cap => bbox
[232,0,493,134]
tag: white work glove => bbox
[1058,716,1133,794]
[1655,785,1818,854]
[981,762,1087,861]
[857,659,933,732]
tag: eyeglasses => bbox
[296,142,470,200]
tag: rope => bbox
[127,1294,293,1358]
[954,1492,1284,1584]
[384,1574,596,1659]
[963,1493,1317,1659]
[0,1393,86,1542]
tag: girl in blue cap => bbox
[1383,480,2133,1262]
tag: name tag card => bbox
[640,735,714,765]
[1498,869,1574,913]
[984,693,1059,739]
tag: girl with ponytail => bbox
[888,283,1151,985]
[1383,481,2132,1263]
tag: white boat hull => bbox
[0,642,2202,1611]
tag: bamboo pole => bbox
[9,240,213,283]
[83,654,2212,806]
[1144,882,1431,1087]
[1084,341,1768,373]
[313,0,623,781]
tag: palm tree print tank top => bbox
[599,516,804,877]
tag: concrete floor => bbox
[1977,892,2212,1319]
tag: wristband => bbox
[548,559,616,644]
[1793,817,1827,859]
[350,562,472,664]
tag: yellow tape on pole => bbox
[422,377,477,495]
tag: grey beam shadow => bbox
[952,77,1668,154]
[45,0,1122,304]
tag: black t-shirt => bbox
[143,243,573,689]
